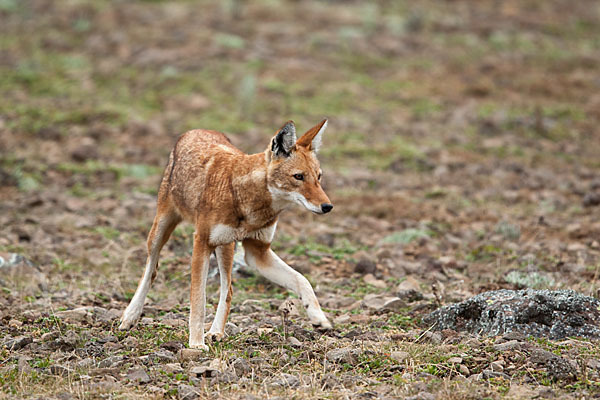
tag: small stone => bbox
[382,297,407,311]
[257,327,273,335]
[56,307,91,323]
[71,139,98,162]
[93,307,119,324]
[148,350,176,364]
[123,336,138,348]
[269,373,300,388]
[161,341,184,352]
[164,363,184,374]
[287,336,302,347]
[493,340,521,352]
[8,319,22,328]
[391,351,410,362]
[363,273,387,289]
[490,361,504,372]
[398,276,422,292]
[177,383,199,400]
[127,368,151,384]
[98,355,125,368]
[354,253,377,275]
[530,349,576,381]
[482,369,510,380]
[321,373,340,389]
[225,322,240,336]
[587,359,600,370]
[334,314,351,325]
[232,358,250,377]
[326,348,359,364]
[76,358,94,368]
[583,192,600,207]
[421,331,442,344]
[447,357,463,364]
[4,335,32,350]
[363,294,404,312]
[178,348,205,362]
[459,365,470,376]
[141,317,153,325]
[98,335,118,344]
[17,357,33,373]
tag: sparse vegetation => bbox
[1,0,600,398]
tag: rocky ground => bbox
[1,0,600,399]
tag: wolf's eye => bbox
[318,173,322,180]
[293,173,304,181]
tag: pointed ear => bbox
[271,121,297,158]
[296,119,327,152]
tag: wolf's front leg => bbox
[189,233,214,350]
[205,243,234,341]
[242,238,332,329]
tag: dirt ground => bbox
[1,0,600,399]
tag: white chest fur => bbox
[208,222,277,246]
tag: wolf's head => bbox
[266,119,333,215]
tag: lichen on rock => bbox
[424,289,600,339]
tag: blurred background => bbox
[1,0,600,387]
[2,0,600,398]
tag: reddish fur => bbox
[120,120,333,347]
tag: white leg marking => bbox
[207,246,232,338]
[119,219,169,330]
[244,248,331,329]
[189,249,211,350]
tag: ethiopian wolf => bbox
[119,119,333,350]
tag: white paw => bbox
[204,331,224,343]
[189,342,209,351]
[313,318,333,330]
[118,316,137,331]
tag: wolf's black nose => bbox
[321,203,333,213]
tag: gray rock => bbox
[178,348,205,362]
[164,363,184,374]
[363,294,406,312]
[148,350,176,363]
[326,348,359,364]
[420,331,442,344]
[424,289,600,339]
[98,355,125,368]
[225,322,240,336]
[354,255,377,275]
[482,369,510,380]
[177,384,199,400]
[397,289,424,303]
[56,307,91,324]
[52,331,80,351]
[269,373,300,388]
[391,351,410,362]
[17,357,33,373]
[530,349,576,381]
[4,335,32,350]
[232,358,251,376]
[492,340,521,352]
[127,368,151,384]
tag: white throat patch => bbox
[268,186,322,214]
